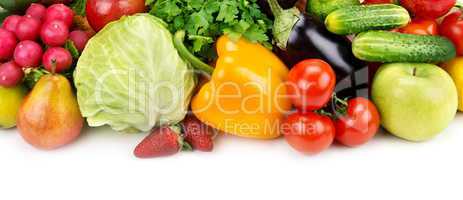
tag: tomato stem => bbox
[331,93,349,119]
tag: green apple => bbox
[372,63,458,141]
[0,85,27,129]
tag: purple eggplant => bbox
[267,0,370,99]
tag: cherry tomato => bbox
[399,19,438,35]
[363,0,398,4]
[440,11,463,56]
[335,97,380,147]
[86,0,146,32]
[282,112,335,155]
[400,0,456,19]
[287,59,336,111]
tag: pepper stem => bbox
[173,30,214,75]
[267,0,301,50]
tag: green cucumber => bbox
[325,4,410,35]
[352,31,456,63]
[307,0,360,22]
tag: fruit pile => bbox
[0,3,89,88]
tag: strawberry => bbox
[134,126,191,158]
[182,115,214,152]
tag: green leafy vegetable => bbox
[71,0,87,16]
[24,68,49,89]
[74,14,196,133]
[149,0,272,61]
[65,40,80,59]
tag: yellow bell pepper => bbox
[174,31,291,139]
[442,57,463,111]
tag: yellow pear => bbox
[17,74,83,149]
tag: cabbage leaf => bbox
[74,14,196,133]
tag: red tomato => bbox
[399,19,438,35]
[282,112,335,155]
[440,11,463,56]
[400,0,456,19]
[335,98,380,147]
[287,59,336,111]
[86,0,146,32]
[363,0,397,4]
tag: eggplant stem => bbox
[173,30,214,75]
[268,0,283,16]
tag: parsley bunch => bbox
[148,0,273,61]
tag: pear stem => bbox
[51,59,57,75]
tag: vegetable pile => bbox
[1,0,463,158]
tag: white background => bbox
[0,114,461,200]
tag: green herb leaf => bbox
[65,40,80,59]
[24,68,49,89]
[148,0,272,61]
[71,0,87,16]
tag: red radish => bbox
[26,3,47,21]
[0,61,24,87]
[14,40,43,68]
[40,20,69,46]
[40,0,73,5]
[363,0,397,4]
[69,30,89,52]
[2,15,22,33]
[15,16,41,41]
[0,28,17,61]
[44,4,74,27]
[42,47,73,73]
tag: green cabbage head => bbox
[74,14,196,133]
